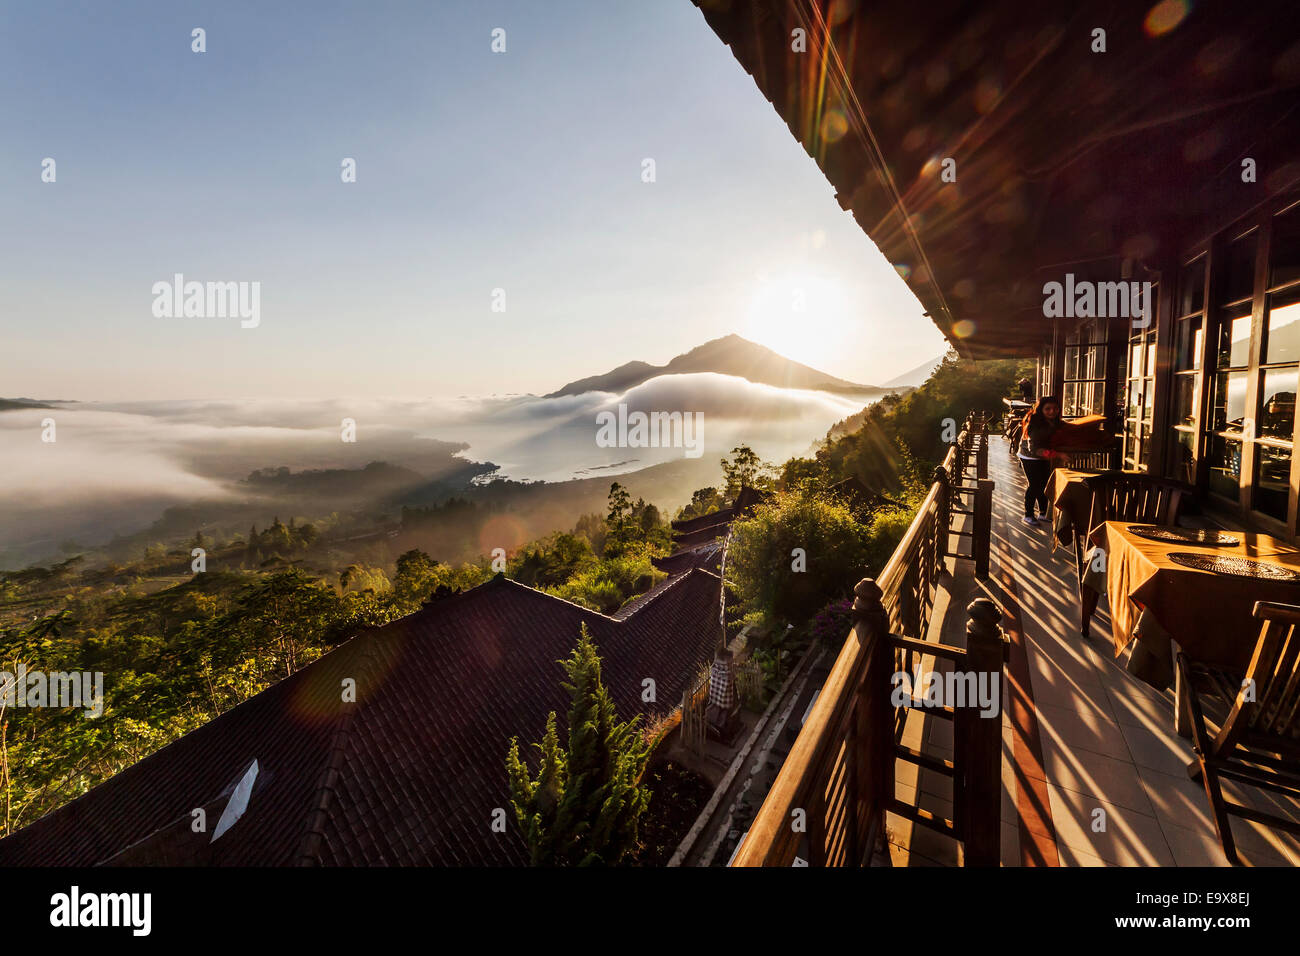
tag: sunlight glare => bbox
[741,272,853,370]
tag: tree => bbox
[679,487,724,520]
[605,482,632,531]
[720,446,774,499]
[505,624,650,865]
[724,487,872,629]
[603,483,635,556]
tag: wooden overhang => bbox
[693,0,1300,359]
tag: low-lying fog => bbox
[1,372,868,567]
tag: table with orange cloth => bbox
[1102,521,1300,689]
[1048,467,1103,551]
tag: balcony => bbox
[733,428,1300,867]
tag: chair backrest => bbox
[1083,473,1190,531]
[1068,449,1117,471]
[1240,602,1300,741]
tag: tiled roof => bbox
[0,570,723,866]
[671,524,731,551]
[651,543,723,578]
[670,508,735,534]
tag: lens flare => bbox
[1143,0,1190,38]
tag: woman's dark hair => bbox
[1021,395,1062,441]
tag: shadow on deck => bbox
[886,437,1300,866]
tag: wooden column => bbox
[933,466,950,558]
[852,578,892,864]
[957,598,1008,866]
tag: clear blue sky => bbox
[0,0,945,400]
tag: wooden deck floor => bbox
[886,438,1300,867]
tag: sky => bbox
[0,0,946,401]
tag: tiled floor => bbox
[988,438,1300,867]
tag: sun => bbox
[740,272,852,367]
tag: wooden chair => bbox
[1176,601,1300,865]
[1073,473,1190,636]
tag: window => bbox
[1062,318,1107,417]
[1252,204,1300,521]
[1196,206,1300,526]
[1204,230,1257,507]
[1124,300,1158,471]
[1168,256,1205,483]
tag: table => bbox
[1102,521,1300,690]
[1048,468,1102,551]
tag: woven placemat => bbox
[1129,525,1239,546]
[1167,552,1300,581]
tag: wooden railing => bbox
[730,414,1005,867]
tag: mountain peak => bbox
[545,334,885,398]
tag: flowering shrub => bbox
[809,598,854,649]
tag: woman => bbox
[1017,396,1065,526]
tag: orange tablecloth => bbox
[1049,468,1102,550]
[1103,521,1300,675]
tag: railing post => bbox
[973,478,993,579]
[956,598,1008,866]
[976,419,989,480]
[932,465,950,559]
[852,577,892,862]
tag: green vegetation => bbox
[722,352,1029,681]
[0,482,673,834]
[0,353,1027,840]
[505,624,651,866]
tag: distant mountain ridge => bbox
[546,334,885,398]
[881,352,947,389]
[0,397,56,411]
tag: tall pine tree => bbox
[505,624,650,865]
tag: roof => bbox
[670,508,735,534]
[652,542,724,578]
[694,0,1300,359]
[0,570,723,866]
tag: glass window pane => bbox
[1063,346,1080,380]
[1264,291,1300,364]
[1130,343,1142,377]
[1140,424,1153,468]
[1127,380,1142,418]
[1271,204,1300,290]
[1064,381,1103,417]
[1254,445,1291,521]
[1087,381,1103,415]
[1124,422,1139,468]
[1142,378,1155,424]
[1217,311,1252,368]
[1063,382,1080,417]
[1083,344,1105,379]
[1208,436,1242,500]
[1260,367,1298,440]
[1175,317,1202,371]
[1145,343,1157,378]
[1211,371,1249,432]
[1221,232,1257,304]
[1179,257,1206,316]
[1169,429,1196,484]
[1172,373,1198,427]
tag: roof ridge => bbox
[291,634,383,866]
[613,565,717,620]
[490,574,626,622]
